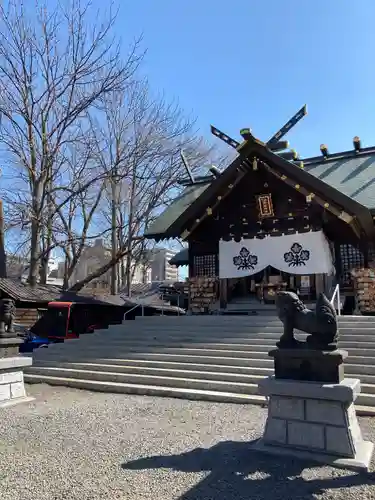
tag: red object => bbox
[46,301,75,339]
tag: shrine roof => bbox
[144,138,375,240]
[169,248,189,267]
[303,150,375,210]
[145,182,211,239]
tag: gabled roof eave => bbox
[152,138,375,240]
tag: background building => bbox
[56,240,177,291]
[149,248,178,282]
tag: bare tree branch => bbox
[0,0,143,285]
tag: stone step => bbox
[50,337,375,351]
[48,333,375,347]
[23,373,375,415]
[133,315,375,322]
[29,358,274,376]
[356,392,375,407]
[359,383,375,395]
[114,322,375,333]
[54,330,375,345]
[30,344,375,360]
[31,340,375,360]
[344,355,375,365]
[29,360,375,389]
[24,374,267,405]
[27,310,375,414]
[25,366,263,394]
[345,364,375,376]
[96,329,375,341]
[30,353,375,375]
[31,351,275,367]
[128,322,375,329]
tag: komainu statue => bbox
[275,291,338,350]
[0,298,16,336]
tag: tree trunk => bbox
[0,200,7,278]
[40,176,53,285]
[110,179,117,295]
[29,217,40,287]
[125,168,136,297]
[63,258,70,290]
[28,182,43,287]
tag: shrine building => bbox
[144,108,375,315]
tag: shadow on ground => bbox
[122,440,375,500]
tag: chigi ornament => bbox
[256,193,274,218]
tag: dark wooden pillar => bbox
[220,279,228,309]
[362,240,369,268]
[333,242,342,283]
[188,242,194,278]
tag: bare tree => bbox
[49,138,108,288]
[0,0,143,286]
[81,77,219,296]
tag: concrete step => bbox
[29,360,375,389]
[25,366,262,394]
[28,346,284,359]
[31,343,375,360]
[24,373,267,405]
[31,351,275,367]
[359,383,375,395]
[356,392,375,407]
[29,358,275,376]
[345,364,375,376]
[96,329,375,341]
[23,373,375,416]
[31,341,375,360]
[133,315,375,321]
[26,311,375,414]
[61,330,375,345]
[343,355,375,365]
[110,324,375,333]
[47,337,375,351]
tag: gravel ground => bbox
[0,385,374,500]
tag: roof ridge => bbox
[301,146,375,165]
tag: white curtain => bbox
[219,230,334,279]
[219,238,269,279]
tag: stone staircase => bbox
[24,315,375,415]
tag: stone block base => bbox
[0,357,34,407]
[256,376,374,471]
[251,438,374,472]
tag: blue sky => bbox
[115,0,375,158]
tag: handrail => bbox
[123,289,184,321]
[329,283,341,316]
[123,302,144,320]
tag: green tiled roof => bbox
[169,248,188,266]
[145,145,375,240]
[304,153,375,209]
[145,183,211,237]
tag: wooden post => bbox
[362,240,369,268]
[220,278,228,309]
[315,273,324,297]
[333,242,342,284]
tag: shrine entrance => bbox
[226,267,319,307]
[219,230,333,308]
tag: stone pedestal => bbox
[0,357,34,407]
[269,348,347,384]
[253,376,374,471]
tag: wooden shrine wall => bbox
[187,165,361,280]
[188,240,218,278]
